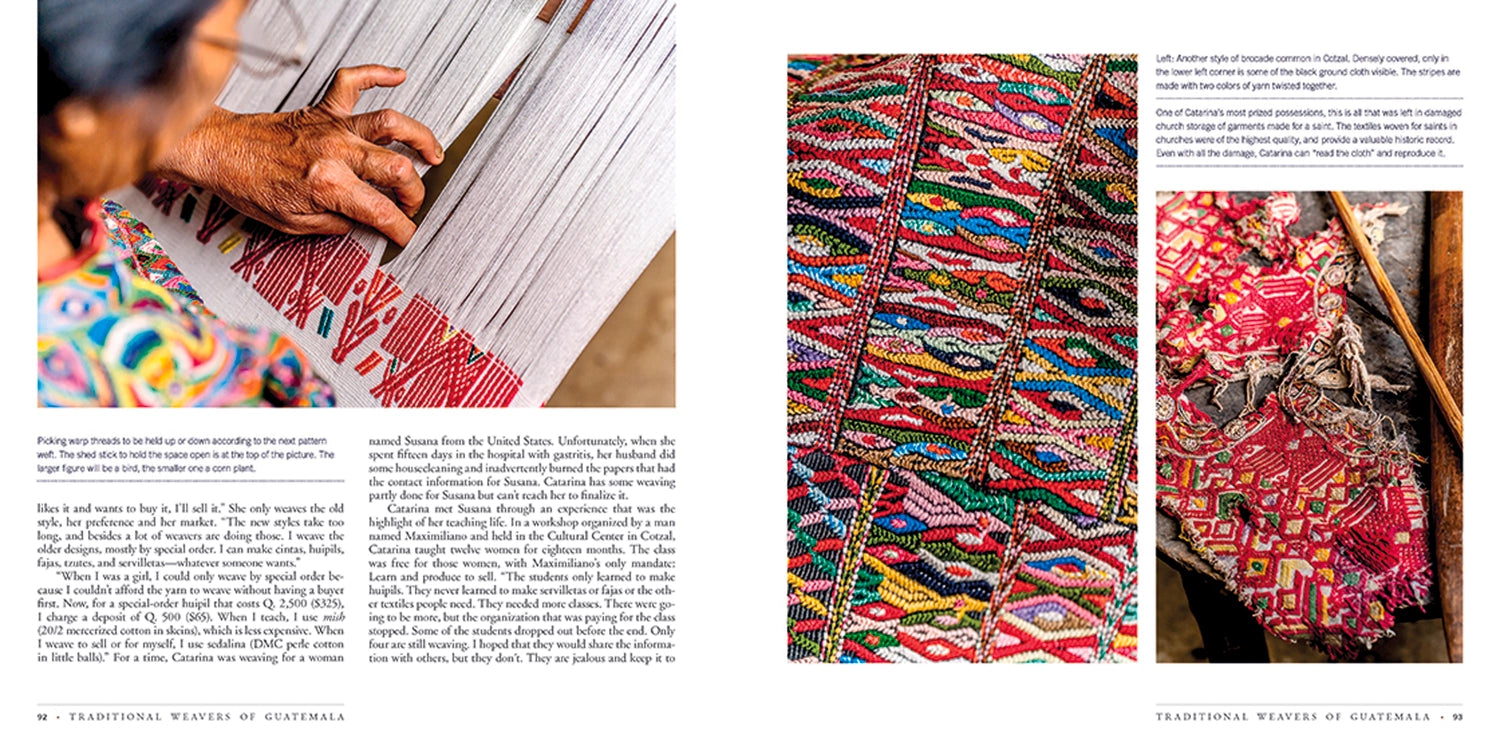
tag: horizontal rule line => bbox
[1157,97,1464,100]
[35,479,345,483]
[1158,164,1462,168]
[1157,703,1462,707]
[40,703,345,707]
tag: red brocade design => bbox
[1156,192,1431,657]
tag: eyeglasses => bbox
[196,0,307,78]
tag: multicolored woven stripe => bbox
[38,202,333,407]
[788,54,1138,663]
[1156,192,1431,657]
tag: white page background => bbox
[5,1,1492,747]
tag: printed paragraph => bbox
[36,434,335,478]
[34,499,347,665]
[365,433,679,666]
[1153,53,1464,167]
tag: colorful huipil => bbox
[787,54,1139,663]
[38,201,334,407]
[1156,192,1431,657]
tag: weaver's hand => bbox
[153,65,443,246]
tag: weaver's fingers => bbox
[309,160,417,246]
[321,65,407,115]
[211,199,355,239]
[355,147,426,217]
[349,108,444,165]
[287,214,357,237]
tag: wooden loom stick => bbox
[567,0,596,33]
[494,60,527,100]
[1329,190,1464,448]
[537,0,565,23]
[1427,191,1463,662]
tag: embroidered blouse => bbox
[37,200,334,406]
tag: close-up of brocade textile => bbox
[1156,192,1433,658]
[786,54,1139,663]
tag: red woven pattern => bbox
[1156,192,1431,657]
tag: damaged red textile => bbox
[1156,191,1431,658]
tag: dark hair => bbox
[38,0,222,117]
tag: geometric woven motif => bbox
[788,54,1138,662]
[1156,192,1432,658]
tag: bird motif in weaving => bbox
[130,176,523,407]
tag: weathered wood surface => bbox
[1427,191,1463,662]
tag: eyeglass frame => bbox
[194,0,307,78]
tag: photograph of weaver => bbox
[787,54,1140,663]
[38,0,675,408]
[1156,191,1463,663]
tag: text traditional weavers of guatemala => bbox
[111,0,675,407]
[787,54,1140,663]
